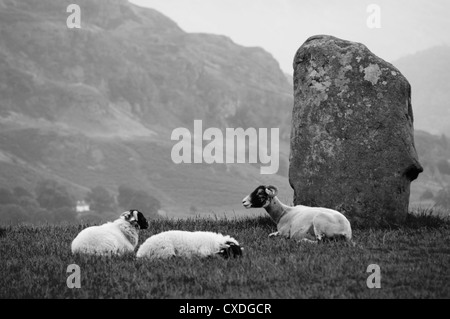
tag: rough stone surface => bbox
[289,35,423,226]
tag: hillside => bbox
[397,46,450,205]
[394,46,450,137]
[0,0,293,218]
[410,130,450,206]
[0,0,292,133]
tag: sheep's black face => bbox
[242,185,278,208]
[135,210,149,230]
[218,242,243,259]
[242,186,268,208]
[122,210,149,229]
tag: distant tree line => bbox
[436,159,450,175]
[0,180,161,225]
[435,186,450,210]
[420,186,450,210]
[0,180,76,225]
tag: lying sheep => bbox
[242,185,352,243]
[71,210,149,256]
[136,230,242,259]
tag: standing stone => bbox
[289,35,423,226]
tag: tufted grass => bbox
[0,212,449,299]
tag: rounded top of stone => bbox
[304,34,348,43]
[293,35,392,74]
[294,35,357,69]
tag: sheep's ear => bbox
[120,210,133,221]
[265,186,278,198]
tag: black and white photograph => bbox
[0,0,449,304]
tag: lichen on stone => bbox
[335,65,352,97]
[363,64,382,85]
[311,80,332,92]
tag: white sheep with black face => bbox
[136,230,242,259]
[71,210,149,256]
[242,185,352,243]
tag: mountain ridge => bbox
[0,0,293,217]
[394,45,450,137]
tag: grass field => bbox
[1,212,449,299]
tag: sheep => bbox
[242,185,352,243]
[136,230,242,259]
[71,209,149,256]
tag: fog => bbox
[131,0,450,73]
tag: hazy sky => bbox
[130,0,450,73]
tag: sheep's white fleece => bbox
[71,218,139,256]
[136,231,239,259]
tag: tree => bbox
[420,189,434,201]
[16,196,41,210]
[85,186,115,214]
[189,205,197,214]
[78,212,103,225]
[13,186,33,199]
[437,159,450,175]
[32,208,54,224]
[440,134,448,149]
[117,185,161,217]
[51,207,78,224]
[0,204,31,225]
[277,157,289,177]
[0,188,15,205]
[35,180,75,210]
[435,187,450,209]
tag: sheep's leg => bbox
[199,246,213,257]
[268,231,280,238]
[301,238,318,244]
[313,214,353,244]
[291,227,318,243]
[299,230,318,244]
[289,231,317,243]
[312,213,335,242]
[314,230,324,241]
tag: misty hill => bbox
[0,0,293,218]
[394,46,450,137]
[411,130,450,205]
[393,46,450,206]
[0,0,292,135]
